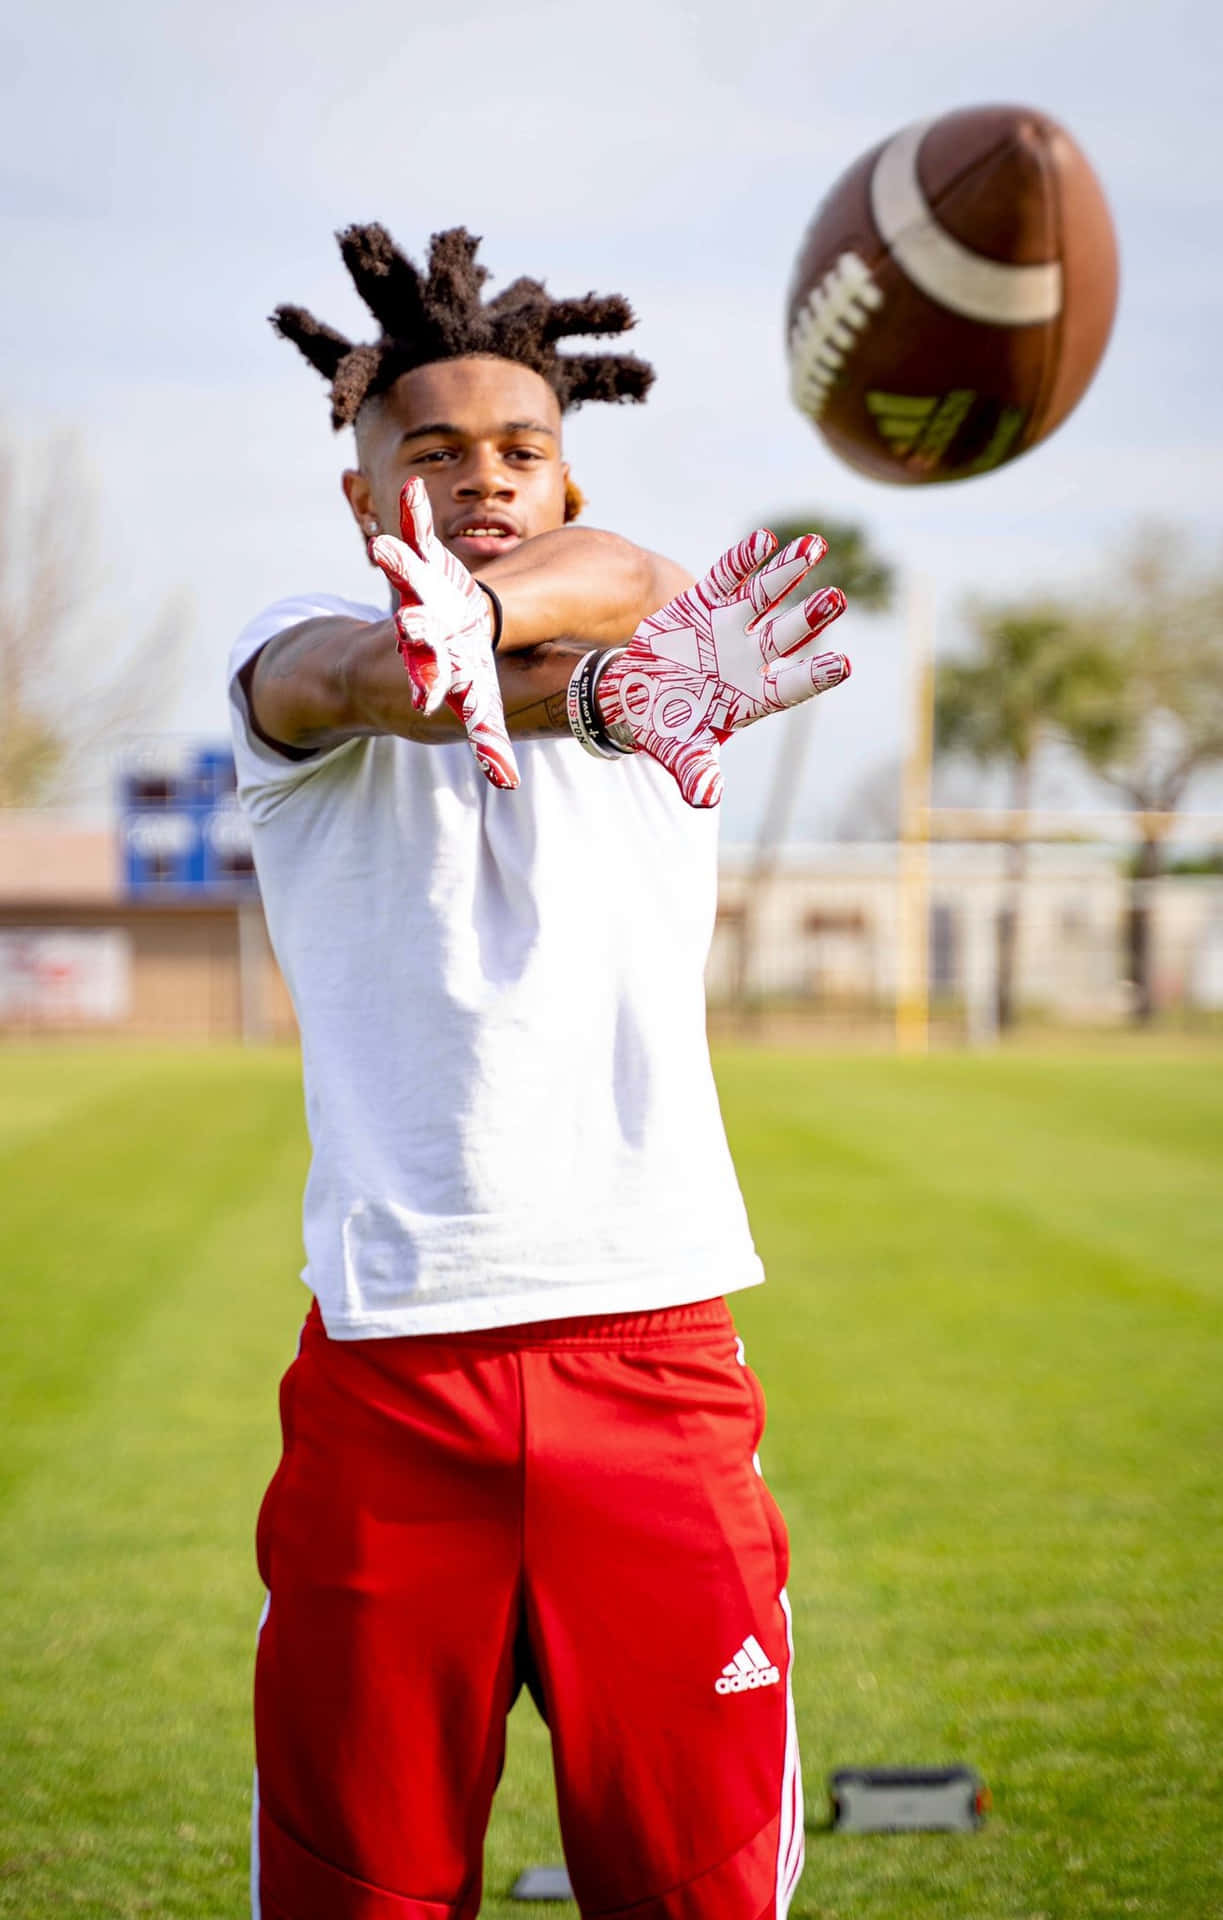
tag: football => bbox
[786,105,1119,485]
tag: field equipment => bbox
[511,1865,573,1900]
[829,1765,990,1832]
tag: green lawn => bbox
[1,1043,1220,1918]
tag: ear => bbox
[342,468,380,538]
[563,466,586,524]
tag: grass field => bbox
[1,1042,1220,1918]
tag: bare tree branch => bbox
[0,427,188,807]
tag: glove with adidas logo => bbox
[592,530,850,809]
[369,478,520,792]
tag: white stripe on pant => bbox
[251,1593,270,1920]
[774,1588,805,1915]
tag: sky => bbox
[4,0,1222,842]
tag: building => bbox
[0,806,294,1042]
[3,804,1222,1043]
[711,842,1223,1033]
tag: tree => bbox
[0,430,186,808]
[934,601,1114,1030]
[729,511,895,1009]
[762,513,895,616]
[1059,528,1223,1022]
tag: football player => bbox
[232,222,849,1920]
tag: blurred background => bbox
[2,0,1222,1043]
[2,6,1222,1919]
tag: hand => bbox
[369,479,520,791]
[595,530,850,808]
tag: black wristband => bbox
[476,580,504,652]
[566,650,635,759]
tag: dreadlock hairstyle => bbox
[271,225,655,431]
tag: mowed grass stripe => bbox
[1,1052,308,1917]
[0,1051,308,1506]
[0,1047,1220,1918]
[0,1045,178,1157]
[0,1049,564,1918]
[715,1049,1223,1301]
[724,1052,1222,1917]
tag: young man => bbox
[230,223,850,1920]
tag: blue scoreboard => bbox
[119,744,258,897]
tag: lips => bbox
[447,512,523,564]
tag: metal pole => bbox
[734,703,820,1018]
[237,899,268,1045]
[896,577,934,1055]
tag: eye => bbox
[505,446,545,464]
[414,448,456,467]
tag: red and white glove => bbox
[594,530,850,808]
[369,478,519,792]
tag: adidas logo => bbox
[865,387,978,465]
[715,1634,780,1695]
[865,390,938,454]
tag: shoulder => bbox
[227,593,385,808]
[227,592,386,685]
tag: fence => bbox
[3,816,1222,1045]
[709,842,1223,1040]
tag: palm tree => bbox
[763,513,895,617]
[934,602,1115,1030]
[729,513,894,1010]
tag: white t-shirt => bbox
[228,593,764,1338]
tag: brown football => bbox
[786,105,1119,484]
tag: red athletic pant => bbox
[252,1297,804,1919]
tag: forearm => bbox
[247,525,692,753]
[247,616,588,752]
[348,635,582,745]
[479,528,694,652]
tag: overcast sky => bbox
[4,0,1221,840]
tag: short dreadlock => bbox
[271,224,655,430]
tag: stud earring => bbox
[364,519,380,535]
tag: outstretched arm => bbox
[244,622,588,756]
[246,481,852,809]
[479,528,694,654]
[246,527,692,757]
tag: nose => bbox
[454,444,514,500]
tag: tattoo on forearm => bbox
[492,641,586,739]
[505,687,570,737]
[250,624,586,753]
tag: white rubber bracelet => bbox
[588,649,636,755]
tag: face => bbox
[343,356,568,571]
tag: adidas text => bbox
[715,1665,780,1694]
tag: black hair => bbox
[272,224,655,428]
